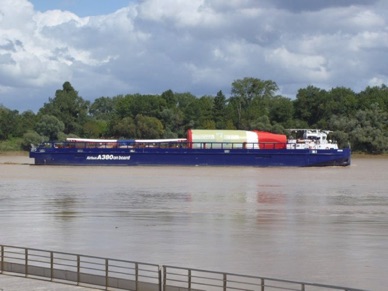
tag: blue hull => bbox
[30,147,351,167]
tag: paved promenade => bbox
[0,274,100,291]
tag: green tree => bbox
[294,85,327,126]
[0,106,22,139]
[131,94,166,118]
[326,87,357,116]
[316,87,358,128]
[90,97,115,120]
[183,96,214,129]
[269,96,294,126]
[82,120,108,138]
[22,130,43,150]
[161,89,177,108]
[159,108,184,137]
[175,92,197,110]
[328,104,388,153]
[34,115,65,140]
[198,96,215,128]
[230,77,278,128]
[20,110,38,133]
[39,82,90,135]
[112,94,167,120]
[135,114,164,138]
[213,90,226,129]
[358,84,388,112]
[250,115,272,131]
[110,117,136,138]
[113,94,133,119]
[174,92,199,128]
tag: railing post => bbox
[301,283,305,291]
[50,251,54,281]
[223,273,227,291]
[188,269,191,290]
[163,266,167,291]
[0,245,3,273]
[105,259,109,290]
[77,255,80,285]
[135,262,139,291]
[261,278,265,291]
[24,248,28,277]
[158,266,162,291]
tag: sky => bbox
[0,0,387,112]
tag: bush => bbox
[22,131,45,150]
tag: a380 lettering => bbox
[98,154,114,160]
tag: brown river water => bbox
[0,155,387,290]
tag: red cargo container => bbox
[255,131,287,149]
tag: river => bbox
[0,155,387,290]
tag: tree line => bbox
[0,78,387,153]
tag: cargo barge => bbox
[29,129,351,167]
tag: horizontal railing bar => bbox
[79,263,105,268]
[52,257,77,262]
[28,257,50,263]
[166,277,224,289]
[53,261,77,265]
[25,259,50,265]
[79,260,104,265]
[258,285,297,291]
[2,255,25,260]
[52,262,77,268]
[79,267,106,273]
[107,270,156,278]
[1,244,158,267]
[107,266,135,271]
[131,274,159,281]
[2,251,24,255]
[26,253,48,258]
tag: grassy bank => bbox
[352,152,388,159]
[0,138,23,152]
[0,151,28,156]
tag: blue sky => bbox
[1,0,387,111]
[30,0,134,16]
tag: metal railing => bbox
[0,245,161,290]
[34,141,285,151]
[162,266,368,291]
[0,245,368,291]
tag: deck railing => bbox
[1,245,368,291]
[36,141,286,151]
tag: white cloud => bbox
[350,31,388,51]
[34,10,87,28]
[139,0,206,25]
[266,47,329,82]
[368,76,388,87]
[0,0,387,111]
[347,9,385,28]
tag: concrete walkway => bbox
[0,274,101,291]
